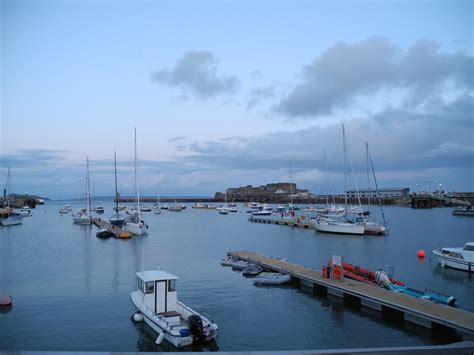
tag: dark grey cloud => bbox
[276,37,474,118]
[176,93,474,192]
[152,51,239,98]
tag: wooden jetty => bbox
[228,251,474,335]
[248,217,387,235]
[92,218,132,238]
[248,216,314,229]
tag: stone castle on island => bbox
[214,183,310,203]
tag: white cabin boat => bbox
[253,272,291,285]
[130,270,218,348]
[18,206,32,216]
[432,242,474,271]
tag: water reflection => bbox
[112,239,121,292]
[81,225,92,292]
[133,320,219,352]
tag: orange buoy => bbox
[417,249,426,258]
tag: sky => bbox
[1,0,473,199]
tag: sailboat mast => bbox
[134,127,141,223]
[323,150,328,206]
[114,151,119,213]
[366,142,371,210]
[86,157,91,216]
[342,124,347,209]
[6,167,10,208]
[289,161,293,206]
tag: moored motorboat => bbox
[452,206,474,217]
[18,206,32,217]
[95,206,105,214]
[253,272,291,285]
[130,269,218,348]
[432,242,474,272]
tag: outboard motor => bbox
[188,315,204,343]
[375,270,392,289]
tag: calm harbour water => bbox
[1,201,473,351]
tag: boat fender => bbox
[155,331,165,345]
[132,312,144,323]
[447,296,456,307]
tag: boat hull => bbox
[130,292,217,348]
[432,250,474,271]
[124,223,147,235]
[1,216,23,226]
[316,222,365,235]
[72,217,92,225]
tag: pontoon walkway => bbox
[228,251,474,335]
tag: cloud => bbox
[0,149,70,168]
[247,85,278,109]
[151,50,239,98]
[275,37,473,118]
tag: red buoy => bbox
[417,249,426,258]
[0,295,12,306]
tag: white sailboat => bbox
[72,158,92,225]
[217,189,230,214]
[124,128,148,235]
[0,168,23,226]
[153,182,162,214]
[354,142,387,235]
[109,151,126,227]
[315,124,364,235]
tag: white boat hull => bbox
[315,221,365,235]
[125,222,147,235]
[253,272,291,285]
[72,216,92,225]
[130,292,217,348]
[432,250,474,271]
[1,216,23,226]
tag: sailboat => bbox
[72,158,93,225]
[0,168,23,226]
[124,128,148,235]
[354,143,388,235]
[315,124,365,235]
[217,189,231,214]
[153,182,162,214]
[109,151,126,227]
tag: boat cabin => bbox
[136,270,180,323]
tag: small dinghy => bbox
[242,263,263,276]
[96,228,114,239]
[220,257,249,270]
[130,269,218,348]
[253,272,291,285]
